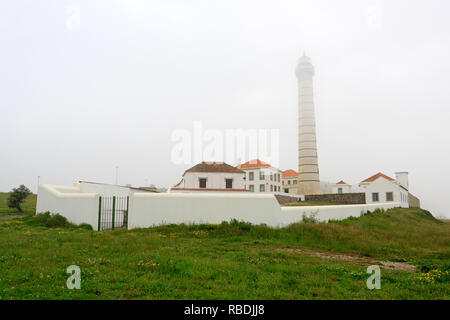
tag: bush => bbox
[302,211,318,223]
[45,214,69,228]
[78,223,93,230]
[26,212,91,230]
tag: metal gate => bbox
[97,196,129,231]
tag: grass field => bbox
[0,192,36,217]
[284,200,348,206]
[0,193,448,300]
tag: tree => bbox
[7,185,32,213]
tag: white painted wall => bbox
[77,182,149,196]
[177,172,246,190]
[128,192,402,229]
[36,184,99,228]
[360,178,409,208]
[128,193,280,228]
[37,183,405,231]
[279,202,400,226]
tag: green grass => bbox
[0,192,36,216]
[0,206,448,300]
[285,200,348,206]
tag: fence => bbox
[97,196,129,231]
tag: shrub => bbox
[78,223,93,230]
[27,212,90,229]
[302,211,318,223]
[7,185,32,212]
[45,214,69,228]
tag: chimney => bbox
[395,172,409,190]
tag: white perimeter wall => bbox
[37,184,403,230]
[128,192,401,229]
[36,184,99,228]
[279,202,400,226]
[128,193,281,228]
[78,182,133,197]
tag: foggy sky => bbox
[1,0,449,218]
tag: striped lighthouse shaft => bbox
[296,55,321,195]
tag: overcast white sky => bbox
[1,0,449,217]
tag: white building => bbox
[170,162,247,192]
[359,172,409,208]
[282,169,298,194]
[238,159,282,193]
[332,180,352,194]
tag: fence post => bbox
[111,196,116,230]
[126,196,129,230]
[97,196,102,231]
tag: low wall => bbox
[36,184,99,228]
[128,193,281,228]
[128,192,401,229]
[278,202,400,226]
[36,184,403,231]
[305,193,366,204]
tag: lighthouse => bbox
[295,53,321,195]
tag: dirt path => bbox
[272,247,417,272]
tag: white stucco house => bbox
[282,169,298,194]
[332,180,352,194]
[170,162,247,192]
[238,159,283,193]
[359,172,409,208]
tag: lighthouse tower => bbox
[295,53,321,195]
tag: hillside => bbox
[0,205,448,299]
[0,192,37,217]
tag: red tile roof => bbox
[336,180,348,185]
[239,159,271,169]
[185,162,244,174]
[361,172,395,183]
[282,169,298,178]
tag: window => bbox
[249,172,254,181]
[270,173,273,181]
[284,188,289,193]
[270,185,273,192]
[372,192,379,202]
[225,179,233,189]
[259,171,265,180]
[278,186,281,192]
[282,180,284,185]
[386,192,393,201]
[278,174,280,182]
[288,180,291,185]
[199,178,207,189]
[338,187,343,194]
[249,185,254,192]
[260,184,265,192]
[293,180,297,184]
